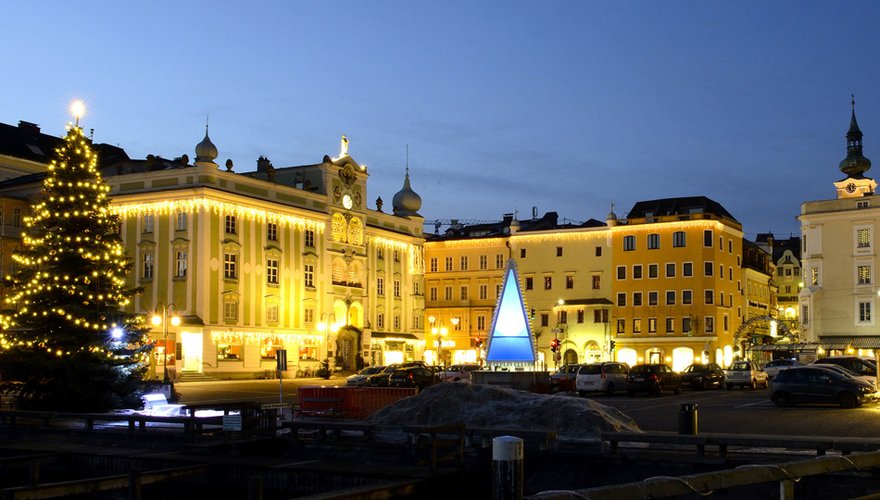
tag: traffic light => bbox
[610,340,616,351]
[474,337,483,348]
[530,308,536,320]
[550,338,559,352]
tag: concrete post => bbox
[492,436,523,500]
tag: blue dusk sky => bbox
[3,1,879,239]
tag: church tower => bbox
[834,96,877,198]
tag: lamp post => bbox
[151,304,180,384]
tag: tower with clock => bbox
[834,97,877,199]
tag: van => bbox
[576,362,629,396]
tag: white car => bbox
[440,364,481,382]
[725,361,769,390]
[763,359,802,379]
[576,362,629,396]
[345,366,385,387]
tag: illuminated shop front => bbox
[369,332,420,367]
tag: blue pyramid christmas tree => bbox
[486,259,536,364]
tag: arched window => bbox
[332,257,347,285]
[348,217,363,245]
[331,213,346,243]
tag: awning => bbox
[370,331,420,340]
[819,336,880,349]
[747,343,819,353]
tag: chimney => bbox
[18,121,40,135]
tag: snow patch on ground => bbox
[369,383,641,438]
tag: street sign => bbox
[260,402,289,410]
[276,349,287,371]
[222,414,242,431]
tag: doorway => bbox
[181,332,203,372]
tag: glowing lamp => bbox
[70,100,86,125]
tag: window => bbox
[859,301,873,323]
[594,309,609,323]
[496,254,504,269]
[683,262,693,277]
[267,223,278,241]
[704,261,714,276]
[682,290,692,305]
[633,265,643,279]
[305,308,314,324]
[394,280,401,297]
[376,313,384,329]
[429,287,438,301]
[858,201,871,209]
[305,229,315,247]
[577,310,585,323]
[595,246,602,257]
[859,265,872,285]
[394,315,400,330]
[810,267,819,286]
[142,252,153,279]
[623,235,636,251]
[377,277,385,295]
[217,342,241,360]
[225,215,237,234]
[666,291,675,305]
[666,318,675,333]
[705,290,714,304]
[682,317,691,333]
[648,318,657,333]
[267,259,279,284]
[480,255,488,270]
[858,228,871,248]
[520,248,527,258]
[460,256,468,271]
[224,301,238,321]
[633,292,642,306]
[556,246,563,257]
[565,275,574,289]
[304,264,315,287]
[143,214,154,233]
[393,250,400,262]
[673,231,686,247]
[267,304,279,323]
[704,230,713,247]
[777,268,784,276]
[802,305,809,324]
[617,319,625,334]
[617,293,627,307]
[176,211,187,231]
[445,257,453,271]
[719,264,724,279]
[705,316,715,333]
[479,284,488,300]
[525,277,534,290]
[647,233,660,249]
[544,276,552,290]
[224,253,238,279]
[459,285,467,300]
[377,248,384,260]
[665,263,675,278]
[592,275,601,289]
[414,281,422,295]
[648,264,658,278]
[632,319,642,333]
[11,207,20,227]
[477,315,486,331]
[648,291,658,306]
[541,314,549,327]
[559,311,568,324]
[430,258,438,273]
[176,251,187,278]
[723,314,729,331]
[617,266,626,280]
[445,286,453,300]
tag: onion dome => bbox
[392,168,422,217]
[194,125,218,167]
[839,96,872,178]
[606,202,619,226]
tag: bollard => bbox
[678,403,699,435]
[493,436,523,500]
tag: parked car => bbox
[439,363,481,382]
[814,363,877,389]
[366,364,400,387]
[770,365,876,408]
[388,366,437,391]
[575,362,629,396]
[725,361,769,390]
[680,363,725,390]
[345,365,385,387]
[625,364,682,396]
[812,356,877,377]
[549,364,582,393]
[762,359,802,379]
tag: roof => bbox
[0,120,129,168]
[626,196,739,224]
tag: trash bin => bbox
[678,403,698,435]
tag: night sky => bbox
[3,1,879,239]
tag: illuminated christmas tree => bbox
[0,118,150,411]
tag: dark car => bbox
[812,356,877,377]
[388,366,437,391]
[770,366,876,408]
[625,364,682,396]
[680,363,724,390]
[366,364,400,387]
[549,364,582,393]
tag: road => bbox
[175,378,880,438]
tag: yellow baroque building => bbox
[610,197,744,370]
[0,129,426,380]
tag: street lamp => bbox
[151,304,180,383]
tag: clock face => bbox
[847,183,857,193]
[342,194,353,210]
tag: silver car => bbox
[725,361,769,390]
[576,362,629,396]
